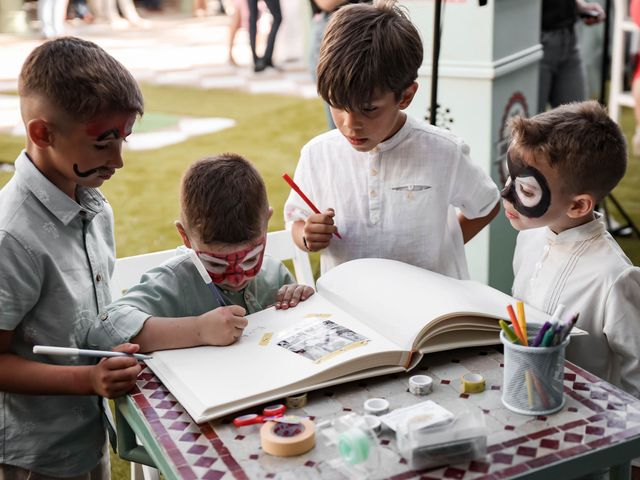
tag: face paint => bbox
[85,112,136,140]
[196,236,267,287]
[73,164,101,177]
[500,153,551,218]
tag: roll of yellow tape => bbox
[461,373,485,394]
[260,418,316,457]
[285,392,308,409]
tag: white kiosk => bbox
[402,0,542,292]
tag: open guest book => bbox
[145,258,568,423]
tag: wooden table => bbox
[116,347,640,479]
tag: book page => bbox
[316,258,549,351]
[145,292,404,422]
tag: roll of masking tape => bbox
[409,374,433,395]
[364,397,390,416]
[260,418,316,456]
[461,373,486,394]
[362,414,382,435]
[285,392,308,409]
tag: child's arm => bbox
[0,330,141,398]
[457,201,500,243]
[275,284,315,310]
[130,305,248,352]
[291,208,338,252]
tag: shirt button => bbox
[100,312,108,321]
[371,168,378,176]
[535,262,542,269]
[370,190,377,198]
[96,274,102,282]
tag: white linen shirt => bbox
[284,115,500,278]
[512,215,640,398]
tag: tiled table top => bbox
[121,347,640,479]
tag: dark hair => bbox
[181,154,269,244]
[317,0,423,110]
[19,37,143,121]
[509,101,627,201]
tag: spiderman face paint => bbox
[196,236,267,290]
[500,152,551,218]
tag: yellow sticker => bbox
[304,313,332,318]
[259,332,273,346]
[314,340,369,364]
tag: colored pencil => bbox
[282,173,342,239]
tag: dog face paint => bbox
[500,153,551,218]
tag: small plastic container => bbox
[396,410,487,470]
[500,327,569,415]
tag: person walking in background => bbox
[38,0,69,37]
[630,0,640,155]
[228,0,249,66]
[538,0,605,113]
[308,0,370,129]
[248,0,282,72]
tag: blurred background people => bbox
[38,0,69,37]
[248,0,281,72]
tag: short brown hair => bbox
[317,0,423,110]
[509,101,627,201]
[180,154,269,244]
[19,37,143,121]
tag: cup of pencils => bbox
[499,302,577,415]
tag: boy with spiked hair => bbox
[284,0,500,278]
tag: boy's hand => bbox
[303,208,337,252]
[275,284,315,310]
[89,343,142,398]
[197,305,248,346]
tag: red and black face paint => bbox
[195,236,267,286]
[500,152,551,218]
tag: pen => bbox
[531,321,552,347]
[186,248,228,307]
[33,345,152,360]
[560,312,580,343]
[540,304,565,347]
[506,304,527,345]
[499,319,520,344]
[516,301,527,342]
[282,173,342,239]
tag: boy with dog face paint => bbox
[504,101,640,400]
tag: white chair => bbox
[111,230,315,480]
[111,229,315,302]
[608,0,640,122]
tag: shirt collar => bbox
[545,212,606,244]
[368,113,414,154]
[15,150,105,225]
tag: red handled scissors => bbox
[233,404,286,427]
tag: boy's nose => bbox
[343,112,361,130]
[108,150,124,169]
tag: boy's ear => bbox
[26,119,53,148]
[175,221,192,248]
[567,194,595,219]
[267,206,273,220]
[399,82,418,110]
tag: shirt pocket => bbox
[389,184,432,203]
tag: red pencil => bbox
[282,173,342,239]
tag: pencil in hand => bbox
[282,173,342,239]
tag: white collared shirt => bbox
[513,215,640,398]
[284,115,500,278]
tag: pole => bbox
[429,0,443,125]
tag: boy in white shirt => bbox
[503,100,640,397]
[283,0,500,278]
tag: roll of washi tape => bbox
[408,374,433,395]
[260,418,316,456]
[461,373,486,394]
[285,392,308,409]
[362,414,382,435]
[364,397,390,416]
[338,427,371,465]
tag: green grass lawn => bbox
[1,85,639,477]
